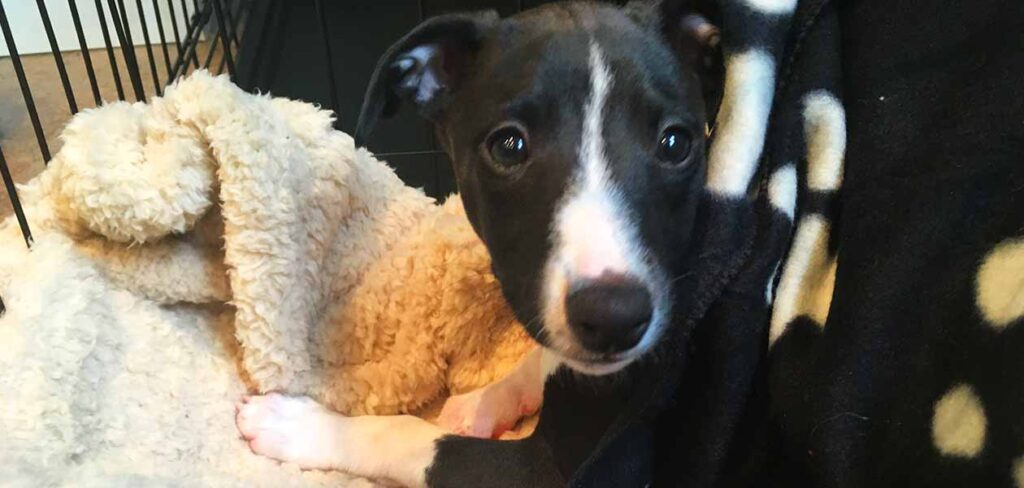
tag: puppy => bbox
[236,1,788,486]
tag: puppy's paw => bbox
[236,393,339,469]
[437,383,538,439]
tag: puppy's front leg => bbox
[438,346,545,438]
[237,393,442,487]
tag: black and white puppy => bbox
[236,1,789,486]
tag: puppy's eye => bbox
[487,126,530,168]
[656,126,693,165]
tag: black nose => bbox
[565,277,653,354]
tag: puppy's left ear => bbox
[626,1,723,119]
[355,11,499,147]
[674,13,723,121]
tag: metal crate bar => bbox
[179,0,199,67]
[107,0,146,100]
[36,0,79,114]
[217,0,246,74]
[0,0,52,163]
[132,0,163,95]
[94,0,126,100]
[165,0,183,55]
[68,0,104,105]
[210,0,234,76]
[239,0,277,89]
[313,0,339,115]
[116,0,145,98]
[151,0,173,75]
[202,23,220,69]
[0,147,33,249]
[222,0,241,49]
[168,0,209,81]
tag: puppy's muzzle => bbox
[565,275,653,355]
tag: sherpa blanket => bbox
[0,71,533,486]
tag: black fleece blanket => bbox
[574,0,1024,486]
[764,0,1024,486]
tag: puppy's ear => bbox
[354,11,498,147]
[626,1,723,120]
[674,14,723,122]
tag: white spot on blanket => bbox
[707,50,775,198]
[767,91,846,345]
[932,384,987,458]
[769,215,837,346]
[765,165,795,304]
[976,238,1024,329]
[769,164,797,220]
[743,0,798,15]
[803,91,846,192]
[1013,456,1024,488]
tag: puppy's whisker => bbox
[669,270,697,285]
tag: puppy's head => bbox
[357,2,721,375]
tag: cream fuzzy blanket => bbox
[0,71,533,486]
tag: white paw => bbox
[236,393,339,469]
[437,383,538,439]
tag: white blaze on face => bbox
[541,42,664,368]
[557,42,631,280]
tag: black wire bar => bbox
[36,0,79,114]
[179,0,199,67]
[0,147,32,249]
[94,0,126,100]
[68,0,103,104]
[151,0,173,75]
[107,0,146,100]
[210,0,234,75]
[0,0,51,163]
[313,0,339,115]
[132,0,163,95]
[167,0,209,82]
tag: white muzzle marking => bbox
[540,42,669,374]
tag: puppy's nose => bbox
[565,276,653,354]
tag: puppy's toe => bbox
[235,394,338,469]
[249,431,289,459]
[438,385,521,439]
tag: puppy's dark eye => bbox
[656,126,693,165]
[487,127,529,168]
